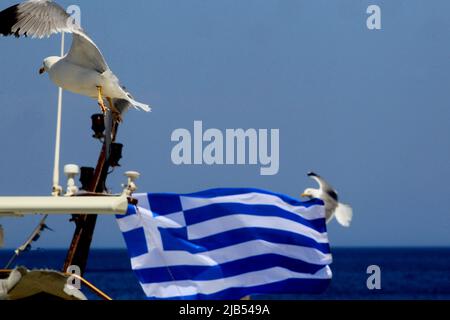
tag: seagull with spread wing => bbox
[301,172,353,227]
[0,0,151,119]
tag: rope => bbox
[66,273,112,301]
[0,269,112,301]
[4,215,50,269]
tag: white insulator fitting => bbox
[123,171,140,196]
[64,164,80,196]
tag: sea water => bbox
[1,248,449,300]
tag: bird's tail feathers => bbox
[335,203,353,227]
[112,98,132,115]
[128,98,151,112]
[122,88,151,112]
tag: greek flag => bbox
[116,189,332,300]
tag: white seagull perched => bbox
[0,0,151,118]
[301,172,353,227]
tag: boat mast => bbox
[63,121,120,275]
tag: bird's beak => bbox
[39,67,46,75]
[301,193,308,198]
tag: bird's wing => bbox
[325,211,335,224]
[308,172,338,201]
[308,172,329,190]
[334,203,353,227]
[0,0,73,38]
[66,33,109,74]
[0,0,109,73]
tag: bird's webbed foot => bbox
[107,97,123,123]
[112,111,123,123]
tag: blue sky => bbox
[0,0,449,249]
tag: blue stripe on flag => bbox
[159,227,330,254]
[139,189,324,217]
[183,202,326,232]
[134,254,327,283]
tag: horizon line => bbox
[1,245,450,251]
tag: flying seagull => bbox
[301,172,353,227]
[0,0,151,119]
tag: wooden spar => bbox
[63,121,119,275]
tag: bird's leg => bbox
[96,86,107,114]
[107,97,123,123]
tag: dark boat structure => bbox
[0,35,140,300]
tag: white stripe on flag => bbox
[117,213,142,233]
[141,266,332,298]
[130,240,332,269]
[187,214,328,242]
[180,193,325,220]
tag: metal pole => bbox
[52,32,65,196]
[0,196,128,215]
